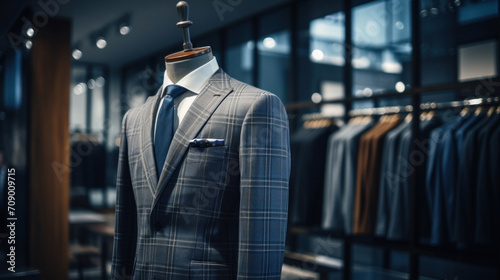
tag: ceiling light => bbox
[118,14,132,35]
[72,48,82,60]
[95,76,105,87]
[25,40,33,49]
[87,79,96,89]
[73,83,86,95]
[381,50,403,74]
[311,49,324,61]
[311,92,322,103]
[119,24,131,35]
[96,37,107,49]
[363,88,373,97]
[395,81,406,93]
[263,37,276,49]
[26,27,35,37]
[352,56,370,69]
[382,61,403,73]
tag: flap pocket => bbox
[189,260,234,280]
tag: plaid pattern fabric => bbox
[111,69,290,279]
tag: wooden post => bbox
[29,18,71,280]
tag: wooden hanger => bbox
[420,111,428,121]
[349,116,361,125]
[426,110,436,120]
[487,106,495,116]
[460,107,470,116]
[405,113,413,122]
[165,1,212,63]
[474,106,486,116]
[361,116,372,124]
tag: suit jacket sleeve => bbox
[238,93,290,279]
[111,111,138,279]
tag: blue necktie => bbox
[154,85,186,176]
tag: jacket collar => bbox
[139,69,234,210]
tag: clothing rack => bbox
[301,113,344,129]
[302,112,342,121]
[347,97,500,117]
[286,91,500,280]
[420,96,500,110]
[349,105,413,116]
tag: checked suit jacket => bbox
[111,69,291,279]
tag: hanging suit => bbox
[111,69,291,279]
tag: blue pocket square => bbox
[189,138,225,148]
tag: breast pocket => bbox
[184,146,228,185]
[189,260,234,280]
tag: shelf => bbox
[288,226,500,268]
[284,251,343,276]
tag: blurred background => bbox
[0,0,499,279]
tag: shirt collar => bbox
[162,56,219,95]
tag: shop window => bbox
[258,7,291,103]
[420,0,499,86]
[352,0,412,96]
[296,0,345,117]
[225,22,254,85]
[70,64,88,132]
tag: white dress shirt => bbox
[154,57,219,138]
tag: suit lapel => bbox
[151,69,233,211]
[140,87,163,198]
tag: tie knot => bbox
[165,85,186,99]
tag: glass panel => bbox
[458,0,498,24]
[123,62,152,112]
[225,22,254,84]
[90,66,106,135]
[352,0,412,96]
[296,0,345,115]
[420,0,499,86]
[258,7,291,103]
[70,64,87,132]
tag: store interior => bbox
[0,0,499,279]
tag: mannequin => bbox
[164,1,213,83]
[111,2,290,279]
[165,50,213,83]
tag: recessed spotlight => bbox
[363,88,373,97]
[25,40,33,49]
[73,82,87,95]
[311,92,322,103]
[395,81,406,93]
[311,49,324,61]
[95,76,106,87]
[26,27,35,37]
[119,24,131,35]
[118,15,132,35]
[263,37,276,49]
[72,48,82,60]
[87,79,96,89]
[395,21,404,30]
[96,37,107,49]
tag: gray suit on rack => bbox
[111,69,291,279]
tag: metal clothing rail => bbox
[347,97,500,117]
[420,96,500,110]
[301,112,343,121]
[349,105,413,117]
